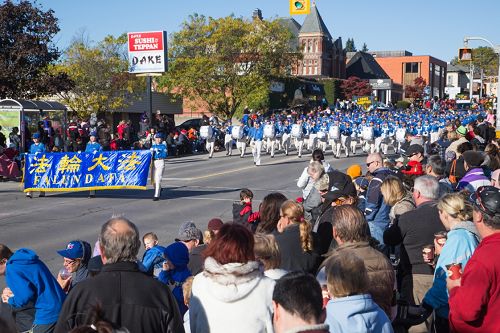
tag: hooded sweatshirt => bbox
[423,221,480,319]
[6,249,66,325]
[189,257,275,333]
[325,294,393,333]
[158,242,192,316]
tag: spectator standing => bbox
[189,223,275,333]
[447,186,500,333]
[272,272,329,333]
[274,200,319,273]
[421,193,479,333]
[446,126,469,156]
[254,233,287,280]
[255,192,288,234]
[1,244,65,333]
[8,127,20,151]
[384,176,443,333]
[54,217,183,333]
[425,155,453,197]
[324,250,393,333]
[364,153,394,250]
[457,151,491,193]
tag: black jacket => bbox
[384,201,444,275]
[54,261,184,333]
[274,224,320,274]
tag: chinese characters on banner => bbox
[24,151,152,192]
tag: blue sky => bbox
[37,0,500,62]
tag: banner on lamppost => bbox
[24,150,152,192]
[127,31,168,73]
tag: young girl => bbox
[325,250,393,333]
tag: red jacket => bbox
[448,233,500,333]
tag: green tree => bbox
[53,33,144,117]
[0,0,73,99]
[158,14,299,120]
[451,46,499,76]
[361,43,368,52]
[344,38,357,52]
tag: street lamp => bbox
[463,36,500,135]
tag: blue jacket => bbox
[364,168,393,247]
[6,249,66,325]
[151,143,168,159]
[29,143,46,154]
[85,142,102,153]
[141,245,166,276]
[326,294,393,333]
[423,222,479,318]
[252,127,264,141]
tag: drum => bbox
[328,126,340,140]
[200,126,213,139]
[396,128,406,143]
[291,124,302,138]
[362,127,374,141]
[317,131,326,140]
[231,126,244,140]
[263,124,275,139]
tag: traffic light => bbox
[458,48,473,62]
[290,0,310,15]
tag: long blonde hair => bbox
[281,200,313,252]
[381,176,407,206]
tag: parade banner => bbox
[24,150,152,192]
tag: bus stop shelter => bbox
[0,99,67,152]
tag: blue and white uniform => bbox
[151,135,168,200]
[251,124,264,166]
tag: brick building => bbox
[371,51,447,99]
[289,4,346,79]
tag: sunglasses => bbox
[366,161,377,167]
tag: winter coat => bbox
[303,187,322,222]
[364,168,394,247]
[189,257,275,333]
[423,221,479,319]
[325,294,393,333]
[445,137,469,156]
[317,241,395,318]
[141,245,166,276]
[6,249,65,325]
[388,192,415,224]
[457,167,491,193]
[274,224,320,274]
[54,261,183,333]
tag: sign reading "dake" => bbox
[127,31,167,74]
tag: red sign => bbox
[128,31,164,52]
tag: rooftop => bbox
[299,4,332,39]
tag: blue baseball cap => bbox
[154,133,164,139]
[57,241,84,259]
[32,133,40,139]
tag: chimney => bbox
[252,8,263,21]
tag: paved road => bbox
[0,147,369,285]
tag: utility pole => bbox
[463,36,500,135]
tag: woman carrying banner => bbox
[85,132,102,199]
[26,133,47,199]
[151,133,168,201]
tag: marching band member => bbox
[328,119,341,159]
[316,121,329,152]
[251,122,264,166]
[340,121,353,158]
[292,119,305,158]
[151,133,167,201]
[223,121,233,156]
[350,122,359,155]
[264,120,276,158]
[236,121,249,158]
[379,121,391,155]
[281,119,292,156]
[201,122,216,159]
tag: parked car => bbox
[176,118,202,132]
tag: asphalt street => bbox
[0,147,369,286]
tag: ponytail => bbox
[299,218,313,252]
